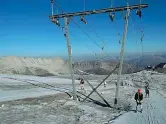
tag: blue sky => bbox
[0,0,166,58]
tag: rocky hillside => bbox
[73,60,141,75]
[0,56,142,76]
[0,56,70,76]
[153,63,166,74]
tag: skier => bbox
[104,81,107,87]
[145,84,150,98]
[80,78,85,90]
[134,89,143,113]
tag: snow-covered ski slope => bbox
[0,74,99,102]
[0,75,73,101]
[0,71,166,124]
[111,90,166,124]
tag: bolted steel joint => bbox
[109,12,115,22]
[136,9,142,18]
[80,16,87,24]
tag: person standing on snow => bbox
[134,89,143,112]
[80,78,85,90]
[145,84,150,98]
[104,81,107,87]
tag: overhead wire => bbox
[136,0,145,71]
[125,0,144,62]
[128,0,146,87]
[139,0,144,58]
[83,21,118,60]
[51,15,112,63]
[3,76,100,102]
[51,18,106,61]
[69,31,115,62]
[122,0,146,80]
[3,77,72,96]
[56,0,59,14]
[29,0,117,69]
[51,0,149,70]
[71,20,102,49]
[82,0,122,61]
[3,77,93,100]
[51,0,54,16]
[52,2,101,49]
[80,0,132,61]
[48,6,99,61]
[84,0,86,11]
[110,0,113,8]
[82,0,112,48]
[52,1,117,62]
[128,6,142,68]
[50,23,117,77]
[139,0,146,88]
[69,31,99,58]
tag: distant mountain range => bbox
[128,54,166,68]
[0,53,165,76]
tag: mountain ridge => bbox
[0,54,165,76]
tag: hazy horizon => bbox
[0,51,166,61]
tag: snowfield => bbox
[0,70,166,124]
[0,75,74,101]
[110,91,166,124]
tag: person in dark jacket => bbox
[134,89,143,112]
[145,85,150,98]
[80,78,85,90]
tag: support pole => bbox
[64,17,77,100]
[114,8,130,107]
[76,68,112,107]
[83,63,119,102]
[51,0,54,16]
[49,2,148,104]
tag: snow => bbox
[0,71,166,124]
[0,74,114,102]
[0,88,61,102]
[0,75,74,102]
[0,74,73,85]
[110,91,166,124]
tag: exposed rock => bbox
[0,56,143,76]
[0,56,69,76]
[73,61,141,75]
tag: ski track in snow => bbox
[111,91,166,124]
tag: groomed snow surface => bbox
[0,71,166,124]
[110,91,166,124]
